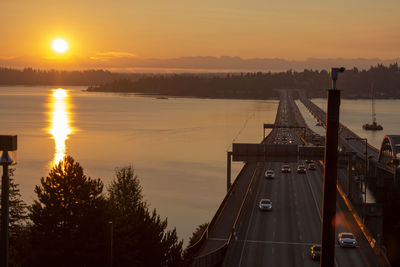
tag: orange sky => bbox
[1,0,399,70]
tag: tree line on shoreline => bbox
[0,68,143,86]
[87,63,400,99]
[4,156,202,267]
[1,63,400,98]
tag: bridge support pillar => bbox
[321,88,341,267]
[227,152,232,191]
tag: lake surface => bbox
[0,86,278,244]
[1,86,399,244]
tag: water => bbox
[0,86,278,244]
[2,87,399,242]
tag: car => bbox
[308,163,316,170]
[338,232,357,248]
[265,170,275,179]
[310,244,321,260]
[297,164,306,173]
[305,159,314,164]
[259,199,272,211]
[281,164,291,173]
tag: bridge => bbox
[188,90,397,266]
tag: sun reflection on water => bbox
[49,88,72,165]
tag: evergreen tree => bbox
[108,166,184,267]
[29,156,108,266]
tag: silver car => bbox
[338,232,357,248]
[259,199,272,211]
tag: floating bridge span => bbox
[189,91,391,267]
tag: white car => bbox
[265,170,275,179]
[259,199,272,211]
[338,232,357,248]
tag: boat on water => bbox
[156,96,168,99]
[362,84,383,131]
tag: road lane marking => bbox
[305,170,322,221]
[244,240,315,246]
[238,164,263,267]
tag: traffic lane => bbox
[238,162,323,266]
[238,162,298,267]
[221,162,266,266]
[307,161,380,266]
[334,196,381,267]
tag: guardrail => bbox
[187,163,249,261]
[227,166,260,245]
[336,183,392,267]
[190,132,270,266]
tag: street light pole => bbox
[320,67,344,267]
[0,135,17,267]
[1,158,10,267]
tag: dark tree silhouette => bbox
[29,156,108,267]
[108,166,184,267]
[87,63,400,99]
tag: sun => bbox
[51,38,69,54]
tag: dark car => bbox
[310,244,321,260]
[308,163,316,170]
[281,164,291,173]
[297,164,306,174]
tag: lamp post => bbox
[345,137,368,204]
[320,67,344,267]
[0,135,17,267]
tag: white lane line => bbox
[305,170,322,221]
[238,164,262,267]
[244,240,315,246]
[306,166,340,267]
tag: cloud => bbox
[90,51,137,61]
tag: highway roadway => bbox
[222,95,382,266]
[223,155,380,266]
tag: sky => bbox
[1,0,399,71]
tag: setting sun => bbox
[51,38,69,54]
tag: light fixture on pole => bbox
[0,135,17,267]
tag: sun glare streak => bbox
[49,88,72,165]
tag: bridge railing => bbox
[190,243,228,267]
[188,163,251,266]
[227,164,259,245]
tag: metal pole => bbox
[1,159,10,267]
[364,140,368,204]
[320,89,340,267]
[107,221,113,267]
[227,152,232,191]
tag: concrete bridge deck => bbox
[191,91,389,267]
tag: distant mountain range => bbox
[1,55,399,73]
